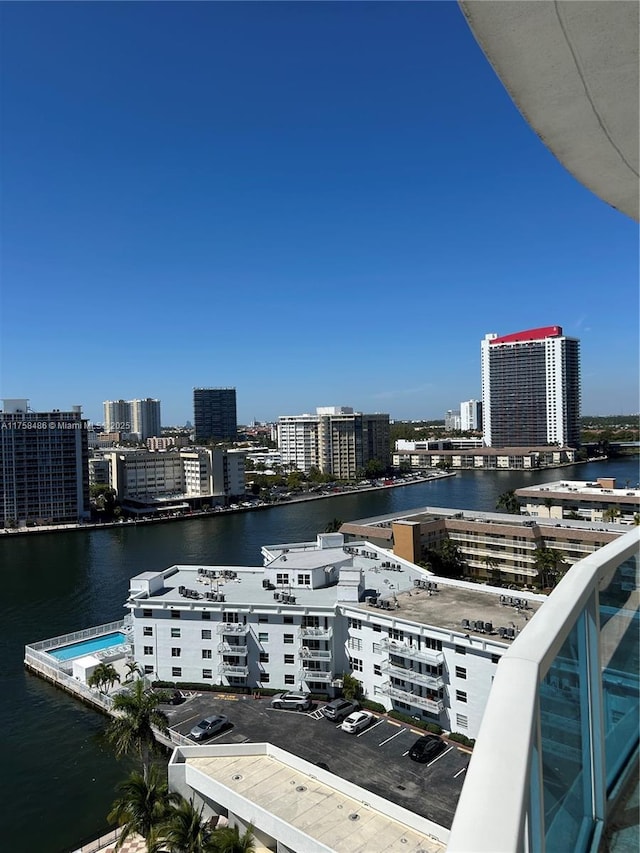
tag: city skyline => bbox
[1,3,638,426]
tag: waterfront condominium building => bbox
[278,407,390,477]
[460,399,482,432]
[193,388,238,443]
[481,325,581,448]
[0,398,90,527]
[103,398,161,442]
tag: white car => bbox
[341,710,375,734]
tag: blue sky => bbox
[1,1,638,426]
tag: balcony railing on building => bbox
[217,642,248,656]
[375,683,444,713]
[218,663,249,677]
[217,622,250,635]
[299,647,332,660]
[380,637,444,666]
[299,626,333,640]
[382,661,445,690]
[300,668,334,682]
[448,528,639,853]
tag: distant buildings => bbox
[193,388,237,443]
[515,477,640,524]
[481,326,580,448]
[278,406,390,478]
[460,399,482,432]
[0,398,90,527]
[103,397,161,442]
[444,410,461,432]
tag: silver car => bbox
[270,692,312,711]
[189,714,229,741]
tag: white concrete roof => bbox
[460,0,639,220]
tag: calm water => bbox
[2,459,638,852]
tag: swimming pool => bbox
[48,632,127,661]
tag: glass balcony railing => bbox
[379,637,444,665]
[448,528,639,853]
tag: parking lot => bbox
[162,692,470,829]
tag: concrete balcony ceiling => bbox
[460,0,639,221]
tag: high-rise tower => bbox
[481,326,580,448]
[193,388,237,442]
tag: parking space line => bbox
[402,750,409,756]
[427,745,454,767]
[180,711,202,725]
[453,766,467,779]
[357,719,385,738]
[379,728,406,746]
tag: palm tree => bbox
[323,518,343,533]
[533,545,567,590]
[481,553,501,584]
[88,662,121,694]
[496,490,521,514]
[211,824,255,853]
[161,796,213,853]
[124,660,144,683]
[107,679,169,779]
[108,765,179,852]
[603,506,621,524]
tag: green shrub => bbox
[360,699,386,714]
[424,722,444,734]
[448,732,475,748]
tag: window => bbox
[143,646,153,656]
[202,649,212,659]
[491,654,501,664]
[172,667,182,678]
[283,616,294,625]
[258,615,269,623]
[201,611,210,620]
[372,623,382,633]
[171,648,181,657]
[455,645,466,655]
[259,652,269,663]
[350,657,363,672]
[284,654,295,665]
[389,629,404,641]
[171,610,181,619]
[201,629,212,640]
[284,674,295,685]
[297,573,311,585]
[348,638,363,651]
[456,690,467,703]
[142,609,152,618]
[284,634,294,644]
[171,628,181,638]
[456,713,468,728]
[143,627,153,637]
[424,637,442,651]
[261,673,270,683]
[276,573,289,585]
[202,669,212,680]
[224,612,240,624]
[374,664,382,677]
[456,667,467,680]
[144,665,154,674]
[258,632,268,643]
[348,617,363,630]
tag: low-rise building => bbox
[392,445,577,471]
[514,477,640,524]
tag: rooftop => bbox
[515,479,640,503]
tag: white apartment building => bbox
[459,400,482,432]
[277,414,320,473]
[103,397,162,441]
[126,532,547,739]
[444,410,461,432]
[515,477,640,524]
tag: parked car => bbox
[189,714,229,741]
[321,698,360,722]
[341,710,374,734]
[408,734,446,763]
[271,692,312,711]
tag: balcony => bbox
[299,647,332,660]
[380,637,444,666]
[217,642,248,656]
[217,622,250,636]
[218,663,249,677]
[382,661,444,690]
[449,528,640,853]
[299,626,333,640]
[300,668,334,682]
[375,683,444,714]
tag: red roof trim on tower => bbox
[490,325,562,345]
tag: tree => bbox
[603,506,621,524]
[482,554,502,584]
[124,660,144,683]
[323,518,343,533]
[161,796,213,853]
[496,490,521,515]
[533,546,567,590]
[211,823,256,853]
[88,662,121,694]
[340,673,363,701]
[542,497,554,518]
[107,679,169,779]
[108,766,179,852]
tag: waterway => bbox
[2,459,638,852]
